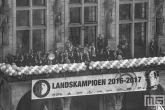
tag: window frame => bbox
[15,0,48,54]
[119,0,149,58]
[68,0,98,46]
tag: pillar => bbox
[60,97,72,110]
[107,93,124,110]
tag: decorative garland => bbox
[0,57,165,77]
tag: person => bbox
[15,53,21,67]
[54,49,62,64]
[74,47,81,63]
[82,49,90,62]
[5,53,14,64]
[20,54,24,67]
[37,51,43,66]
[68,50,74,63]
[42,52,48,65]
[29,49,36,66]
[65,39,72,52]
[105,47,111,61]
[24,52,29,66]
[110,48,116,60]
[116,45,123,60]
[97,34,104,52]
[99,49,106,61]
[149,39,156,57]
[63,50,70,64]
[90,42,96,61]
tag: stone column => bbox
[107,93,124,110]
[154,0,165,56]
[60,97,72,110]
[104,0,114,46]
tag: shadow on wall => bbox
[16,91,61,110]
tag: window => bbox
[16,30,29,54]
[16,10,29,26]
[84,26,96,46]
[84,7,97,23]
[119,4,131,20]
[16,0,46,54]
[70,0,81,3]
[69,0,98,46]
[119,0,148,58]
[84,0,97,3]
[135,3,147,19]
[70,7,81,23]
[69,27,81,46]
[33,0,45,6]
[33,10,45,25]
[16,0,29,6]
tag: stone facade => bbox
[1,0,162,62]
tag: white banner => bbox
[32,71,147,100]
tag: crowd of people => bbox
[5,38,129,67]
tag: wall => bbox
[0,0,14,62]
[0,0,164,61]
[0,76,10,110]
[7,69,165,110]
[10,81,31,110]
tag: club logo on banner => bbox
[33,80,51,98]
[32,71,149,100]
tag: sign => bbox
[32,71,147,100]
[144,95,165,110]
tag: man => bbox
[97,34,104,51]
[65,39,72,52]
[149,39,156,57]
[63,50,70,64]
[68,49,74,63]
[29,49,36,66]
[90,43,96,61]
[105,46,111,61]
[82,49,90,62]
[74,47,81,63]
[54,48,62,64]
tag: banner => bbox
[32,71,148,100]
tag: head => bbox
[65,49,68,53]
[30,49,33,53]
[49,50,52,53]
[151,39,154,43]
[91,42,94,46]
[16,53,19,57]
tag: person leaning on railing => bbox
[4,43,131,66]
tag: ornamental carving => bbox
[52,0,63,44]
[52,0,63,27]
[107,93,124,110]
[60,97,72,109]
[154,0,165,36]
[0,0,10,46]
[104,0,114,39]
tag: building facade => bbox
[0,0,164,62]
[0,0,165,110]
